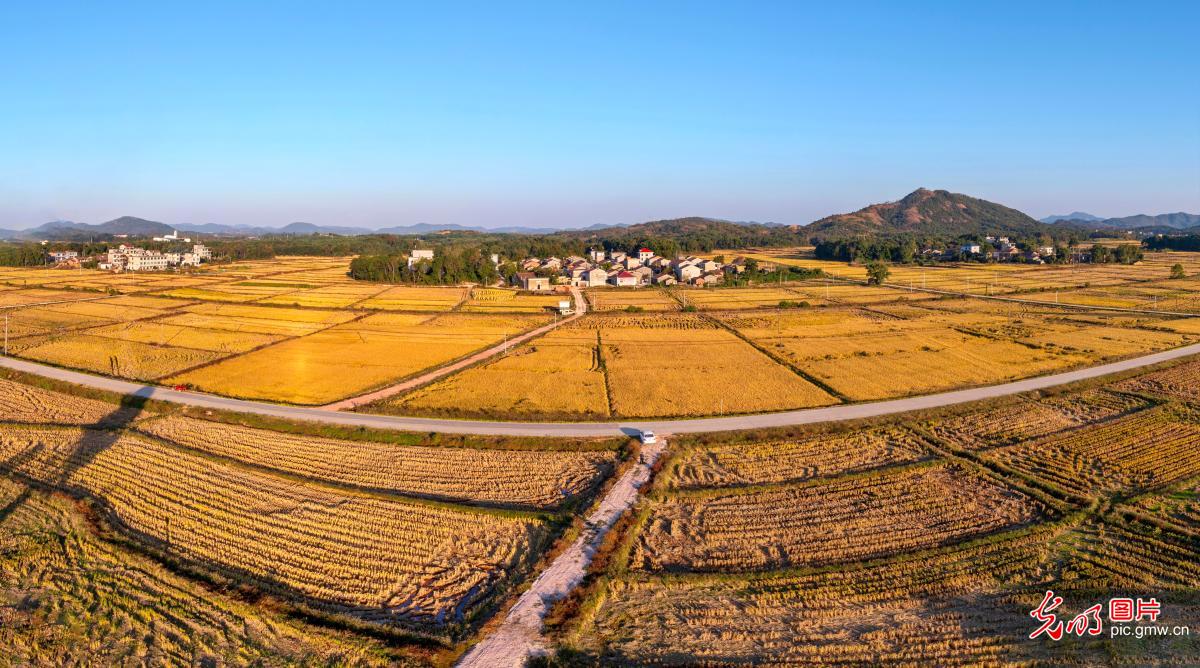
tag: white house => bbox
[610,270,638,287]
[677,264,702,281]
[584,267,608,287]
[408,249,435,268]
[637,247,654,262]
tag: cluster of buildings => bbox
[921,237,1058,264]
[513,247,754,291]
[99,243,212,271]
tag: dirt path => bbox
[320,286,587,410]
[457,438,667,668]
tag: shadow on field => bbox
[0,394,147,523]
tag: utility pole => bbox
[3,312,7,356]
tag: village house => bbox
[676,264,702,282]
[637,247,654,262]
[515,272,551,291]
[589,248,606,263]
[610,270,638,287]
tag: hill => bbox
[806,188,1053,238]
[554,216,804,249]
[1040,211,1104,223]
[17,216,174,240]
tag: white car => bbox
[639,430,657,445]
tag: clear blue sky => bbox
[1,1,1197,229]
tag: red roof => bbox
[639,247,652,252]
[616,271,635,278]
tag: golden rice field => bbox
[13,333,225,381]
[460,287,563,313]
[167,312,551,404]
[3,253,1200,411]
[0,425,550,628]
[136,414,616,508]
[585,288,680,311]
[394,327,611,419]
[356,285,469,311]
[676,286,826,310]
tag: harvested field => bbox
[572,525,1059,666]
[137,414,616,508]
[0,477,407,666]
[1116,358,1200,402]
[0,377,119,424]
[986,406,1200,497]
[667,426,931,489]
[585,288,680,312]
[926,389,1155,450]
[0,426,548,627]
[632,463,1043,572]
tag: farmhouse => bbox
[610,271,638,287]
[515,272,551,291]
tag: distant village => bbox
[45,230,213,271]
[510,247,764,291]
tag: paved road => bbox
[3,341,1199,437]
[458,439,667,668]
[321,286,588,410]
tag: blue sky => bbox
[1,1,1197,229]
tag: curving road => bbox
[2,342,1199,437]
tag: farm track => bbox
[3,340,1200,437]
[321,286,589,410]
[456,438,667,668]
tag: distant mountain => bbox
[806,188,1052,238]
[1102,213,1200,230]
[1041,211,1104,224]
[14,216,175,240]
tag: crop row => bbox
[666,426,931,489]
[0,426,545,628]
[986,407,1200,497]
[137,414,615,509]
[631,463,1043,572]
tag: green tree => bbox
[1170,263,1186,279]
[865,261,889,285]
